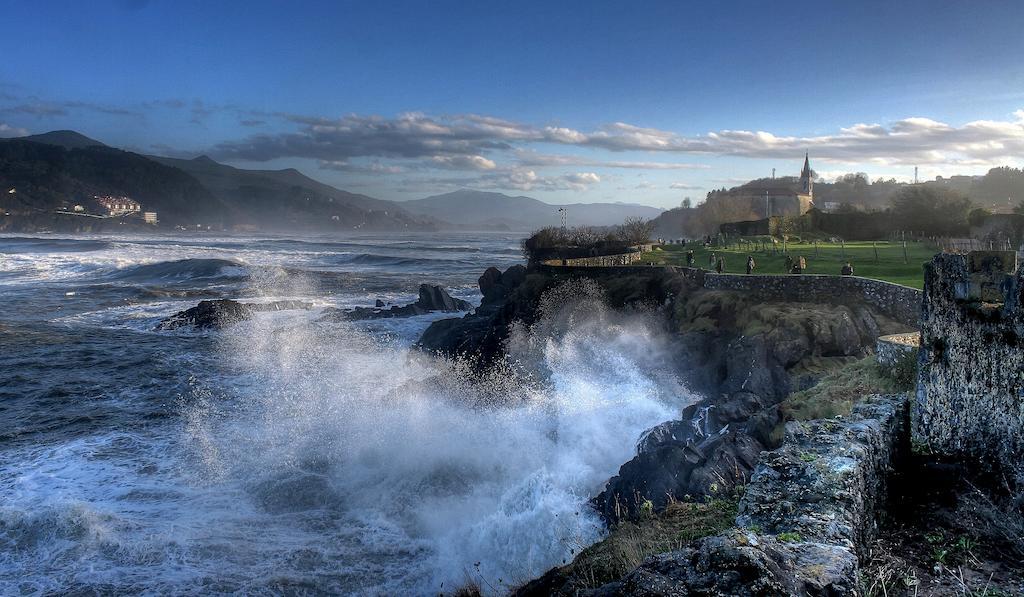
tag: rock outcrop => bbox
[155,298,312,330]
[593,291,910,522]
[589,394,910,596]
[417,264,536,363]
[319,284,473,321]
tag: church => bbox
[707,153,815,218]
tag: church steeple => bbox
[800,152,813,196]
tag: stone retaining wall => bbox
[540,259,922,327]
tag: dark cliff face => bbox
[417,265,687,366]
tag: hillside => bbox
[20,130,107,149]
[0,139,230,231]
[149,155,435,231]
[399,189,663,230]
[0,131,437,232]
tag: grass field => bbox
[638,239,937,289]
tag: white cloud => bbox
[430,155,497,170]
[210,108,1024,173]
[669,182,702,190]
[0,123,28,138]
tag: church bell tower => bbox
[800,152,813,196]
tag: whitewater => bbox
[0,232,696,595]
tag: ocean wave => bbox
[0,236,114,254]
[343,253,466,267]
[107,258,248,283]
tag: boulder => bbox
[416,283,473,312]
[594,428,762,522]
[478,266,503,297]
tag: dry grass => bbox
[781,356,905,421]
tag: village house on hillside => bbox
[706,154,816,218]
[93,195,141,217]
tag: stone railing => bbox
[541,251,646,267]
[539,244,653,267]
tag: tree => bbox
[969,207,992,227]
[618,216,655,245]
[890,186,973,236]
[681,197,692,209]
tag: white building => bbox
[93,195,141,216]
[143,212,158,224]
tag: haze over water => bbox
[0,232,693,594]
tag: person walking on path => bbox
[686,249,695,267]
[841,261,854,276]
[708,252,717,269]
[746,255,756,274]
[715,256,725,274]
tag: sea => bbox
[0,232,694,595]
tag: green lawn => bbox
[638,239,936,289]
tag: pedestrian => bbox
[709,252,716,269]
[784,255,794,273]
[798,255,807,272]
[715,256,725,274]
[841,261,854,276]
[686,249,695,267]
[746,255,755,274]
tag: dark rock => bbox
[155,299,312,330]
[478,266,503,297]
[500,264,527,292]
[418,265,541,361]
[320,283,472,322]
[594,428,763,522]
[416,283,473,312]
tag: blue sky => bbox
[2,0,1024,208]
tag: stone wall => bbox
[541,251,646,267]
[702,272,921,327]
[876,333,920,374]
[594,394,911,595]
[915,251,1024,465]
[540,259,922,327]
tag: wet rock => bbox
[321,284,472,321]
[418,265,540,361]
[594,428,763,521]
[416,284,473,312]
[155,298,312,330]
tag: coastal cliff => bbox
[422,255,1024,596]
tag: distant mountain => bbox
[0,130,436,233]
[21,130,107,149]
[399,189,663,230]
[148,154,433,231]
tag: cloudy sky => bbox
[2,0,1023,208]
